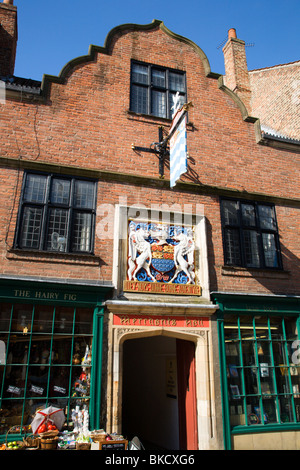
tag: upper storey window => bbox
[130,61,186,119]
[220,198,282,269]
[15,172,97,254]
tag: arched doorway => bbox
[121,335,198,450]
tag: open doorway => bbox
[121,335,198,450]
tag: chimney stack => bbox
[222,28,251,113]
[0,0,17,77]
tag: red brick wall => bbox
[0,23,299,295]
[0,3,17,76]
[249,61,300,140]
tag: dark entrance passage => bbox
[122,335,198,450]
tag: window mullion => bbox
[256,205,265,267]
[44,306,56,408]
[253,317,266,425]
[40,175,51,251]
[22,305,35,424]
[65,307,77,424]
[147,65,151,115]
[268,317,281,424]
[0,304,14,407]
[237,202,246,267]
[66,180,74,253]
[282,318,297,422]
[237,317,247,425]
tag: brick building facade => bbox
[0,1,299,450]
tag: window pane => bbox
[71,212,92,252]
[0,303,12,331]
[262,233,278,267]
[49,366,70,403]
[222,200,239,225]
[169,72,185,92]
[50,178,71,205]
[152,68,165,87]
[132,63,148,84]
[75,308,94,335]
[263,398,278,423]
[243,230,260,267]
[20,206,43,249]
[230,400,246,426]
[52,338,72,365]
[32,305,54,334]
[224,228,241,265]
[0,334,8,366]
[241,203,256,227]
[246,397,262,425]
[284,317,298,341]
[279,396,294,423]
[10,304,33,333]
[151,90,166,117]
[73,181,95,209]
[46,208,68,252]
[23,174,47,203]
[26,365,49,398]
[242,341,255,366]
[258,205,277,230]
[131,84,147,114]
[244,366,259,394]
[54,307,74,334]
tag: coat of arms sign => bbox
[124,221,201,295]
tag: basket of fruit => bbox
[5,427,25,450]
[5,429,24,450]
[36,420,59,450]
[5,440,24,450]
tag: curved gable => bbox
[41,20,212,90]
[40,19,258,131]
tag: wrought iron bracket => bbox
[131,126,169,179]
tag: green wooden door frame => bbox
[89,304,104,430]
[217,309,232,450]
[212,292,300,450]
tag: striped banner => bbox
[169,107,187,188]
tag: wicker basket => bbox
[76,442,91,450]
[40,436,58,450]
[23,434,40,449]
[39,430,59,438]
[90,433,107,443]
[5,428,25,450]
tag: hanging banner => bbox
[169,106,188,188]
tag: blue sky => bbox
[13,0,300,81]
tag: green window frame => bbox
[224,314,300,430]
[0,301,103,438]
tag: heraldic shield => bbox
[127,221,195,285]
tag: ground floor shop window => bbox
[0,302,93,436]
[225,315,300,427]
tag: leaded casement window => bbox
[130,61,187,119]
[224,315,300,428]
[220,198,282,269]
[15,172,97,254]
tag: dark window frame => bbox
[14,171,97,255]
[220,198,282,270]
[130,60,187,119]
